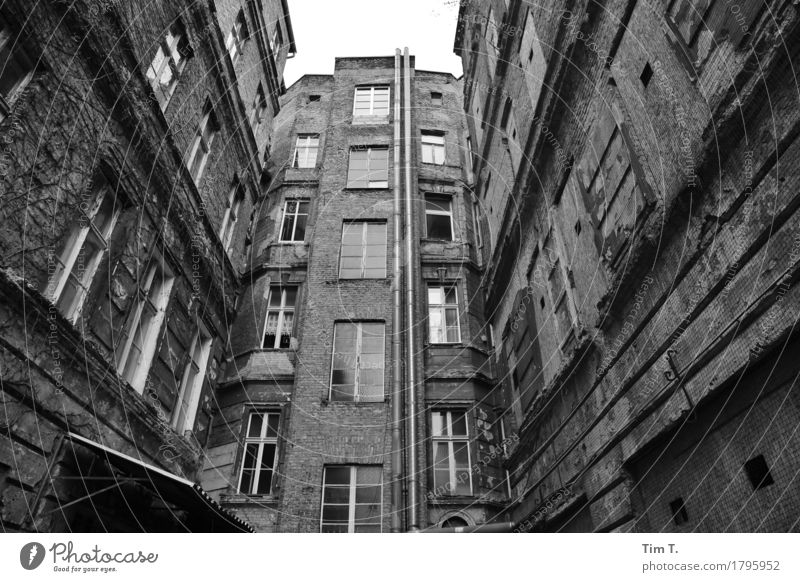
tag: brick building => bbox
[3,0,800,534]
[0,0,293,532]
[201,54,509,532]
[454,0,800,532]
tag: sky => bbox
[282,0,464,86]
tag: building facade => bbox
[201,54,510,532]
[0,0,293,532]
[455,0,800,532]
[3,0,800,534]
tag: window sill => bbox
[323,398,388,407]
[220,493,278,506]
[352,116,390,125]
[343,187,390,192]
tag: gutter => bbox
[391,48,404,533]
[403,47,421,532]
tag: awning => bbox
[64,432,253,533]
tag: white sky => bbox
[283,0,464,86]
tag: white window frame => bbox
[346,146,389,188]
[292,134,320,169]
[424,194,455,241]
[428,284,462,344]
[237,410,281,496]
[279,199,309,242]
[146,23,188,110]
[352,86,390,117]
[116,257,174,393]
[46,183,121,322]
[225,10,247,64]
[421,132,446,165]
[486,8,499,74]
[172,321,212,433]
[329,322,385,403]
[220,182,243,252]
[262,285,297,349]
[269,24,282,57]
[186,102,218,183]
[338,221,387,279]
[431,410,473,496]
[473,200,483,249]
[320,465,383,533]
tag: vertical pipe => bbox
[391,48,403,534]
[403,47,420,531]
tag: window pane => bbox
[322,504,349,523]
[356,466,382,485]
[450,412,467,436]
[280,214,295,241]
[331,383,356,401]
[355,485,381,504]
[323,486,350,504]
[265,413,280,438]
[242,443,259,471]
[431,412,445,437]
[325,467,351,485]
[256,444,276,494]
[427,214,452,240]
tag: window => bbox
[238,411,280,495]
[505,112,521,172]
[116,257,174,393]
[220,181,243,252]
[263,286,297,349]
[146,22,189,110]
[292,134,320,169]
[279,200,309,242]
[269,24,283,56]
[330,322,385,402]
[486,8,499,74]
[520,10,547,109]
[225,10,248,63]
[425,194,454,241]
[640,62,654,88]
[669,497,689,526]
[473,201,483,249]
[744,455,775,490]
[431,411,472,496]
[465,136,474,180]
[186,101,218,183]
[0,14,34,123]
[308,94,321,103]
[346,146,389,188]
[431,91,443,106]
[46,179,121,321]
[421,132,445,165]
[250,83,267,131]
[538,232,576,349]
[339,221,387,279]
[428,284,461,344]
[321,465,382,533]
[353,86,390,117]
[172,323,211,433]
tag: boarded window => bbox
[573,105,647,267]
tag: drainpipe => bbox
[391,48,403,534]
[403,47,420,532]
